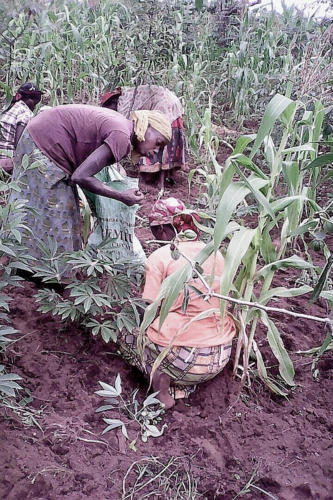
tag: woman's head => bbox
[11,82,44,111]
[131,110,172,158]
[149,197,200,242]
[100,88,122,111]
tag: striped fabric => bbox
[0,101,32,158]
[117,329,232,398]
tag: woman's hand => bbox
[119,189,144,206]
[0,158,14,174]
[72,145,144,205]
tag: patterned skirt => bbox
[8,129,82,270]
[138,118,187,174]
[118,329,232,398]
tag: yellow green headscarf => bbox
[131,110,172,142]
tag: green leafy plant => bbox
[34,243,145,343]
[0,364,22,397]
[95,374,166,446]
[0,173,35,401]
[141,93,332,396]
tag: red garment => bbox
[143,241,237,348]
[148,197,186,226]
[27,105,134,174]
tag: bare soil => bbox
[1,159,332,500]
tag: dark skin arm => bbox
[71,144,144,206]
[14,123,26,148]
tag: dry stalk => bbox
[178,249,333,328]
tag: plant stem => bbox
[179,249,332,328]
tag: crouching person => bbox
[118,198,237,409]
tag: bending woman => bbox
[8,106,171,267]
[100,85,187,190]
[0,82,43,173]
[118,198,237,409]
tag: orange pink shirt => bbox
[142,241,236,348]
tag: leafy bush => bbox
[0,172,33,399]
[34,242,145,343]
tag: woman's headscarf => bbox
[149,197,200,239]
[131,110,172,142]
[14,82,44,102]
[3,82,44,113]
[100,88,122,107]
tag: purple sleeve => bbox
[104,131,131,162]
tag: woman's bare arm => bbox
[71,144,144,206]
[14,123,26,148]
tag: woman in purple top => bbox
[8,105,171,275]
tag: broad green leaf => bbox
[261,222,277,264]
[233,154,268,179]
[102,418,124,434]
[219,159,237,197]
[214,183,249,251]
[250,94,294,159]
[0,373,22,381]
[259,285,312,304]
[220,227,256,320]
[114,374,122,395]
[288,220,317,237]
[320,290,333,302]
[304,153,333,170]
[253,340,288,396]
[262,316,295,386]
[282,161,299,192]
[258,255,312,279]
[233,134,256,154]
[95,404,116,413]
[264,135,276,169]
[282,144,315,154]
[235,167,276,222]
[143,392,161,407]
[270,195,320,213]
[121,424,129,440]
[220,228,256,296]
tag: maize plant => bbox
[140,93,332,395]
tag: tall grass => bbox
[1,1,331,138]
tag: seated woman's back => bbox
[143,240,236,348]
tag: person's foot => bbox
[152,371,175,410]
[165,177,175,187]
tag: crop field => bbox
[0,1,332,499]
